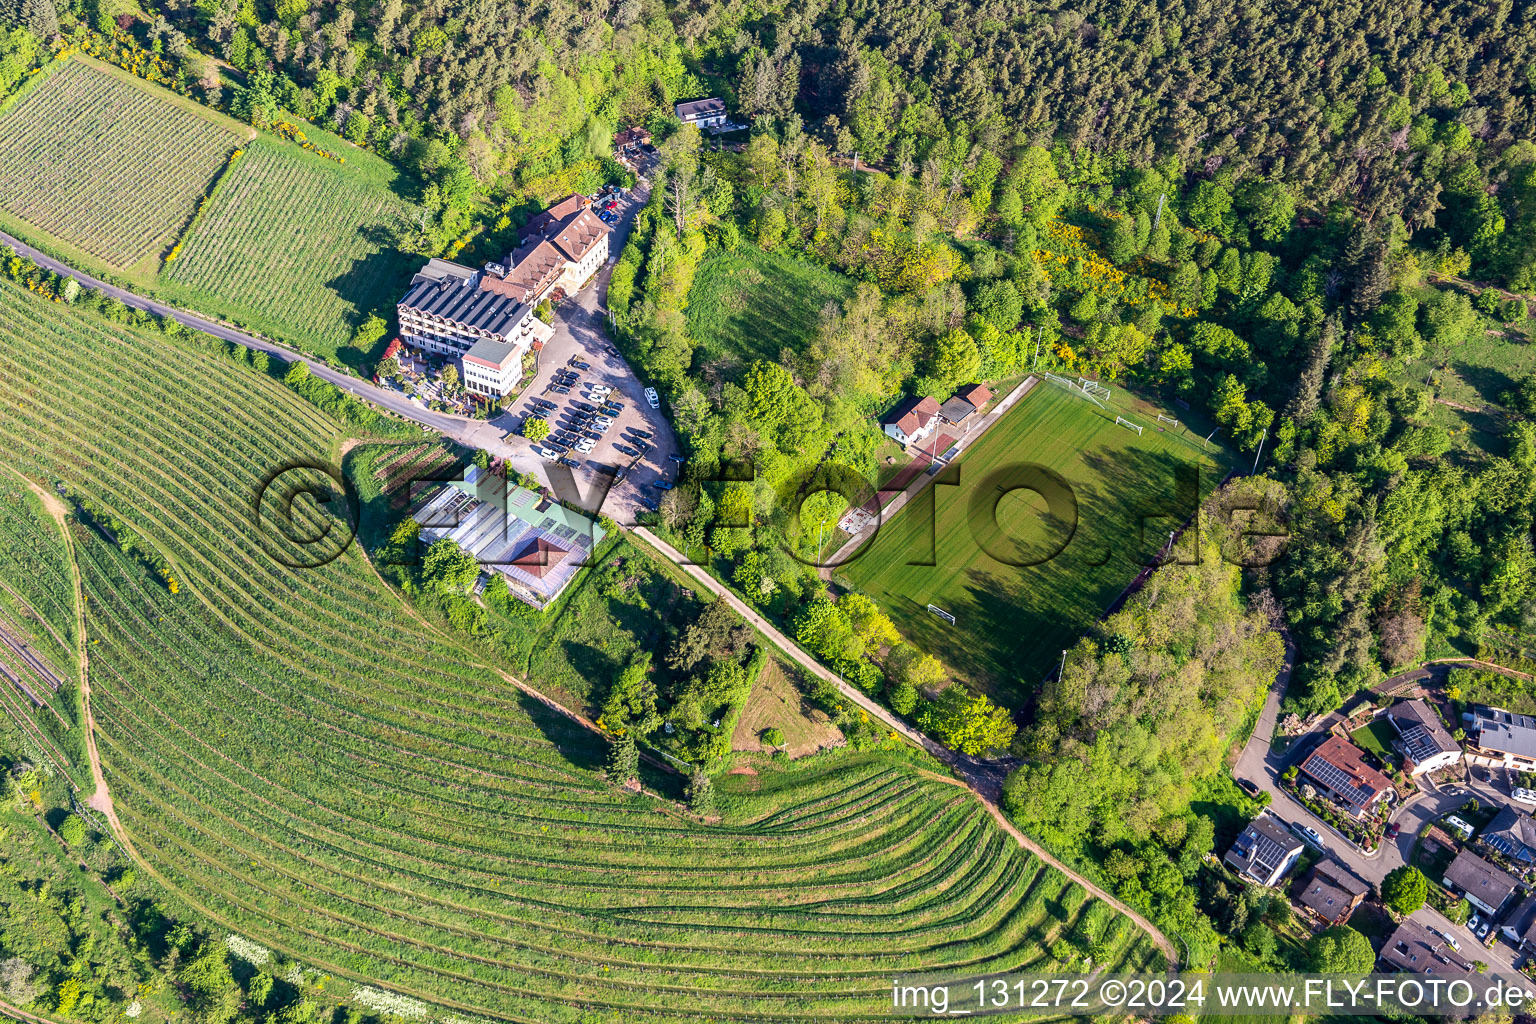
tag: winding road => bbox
[1,219,1179,968]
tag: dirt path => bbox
[7,468,116,819]
[630,525,1180,966]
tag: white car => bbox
[576,439,595,453]
[589,386,612,398]
[594,416,614,429]
[645,386,660,409]
[535,446,560,460]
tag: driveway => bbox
[491,173,682,524]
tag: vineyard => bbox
[0,58,241,268]
[0,467,84,777]
[161,137,421,363]
[0,278,1162,1020]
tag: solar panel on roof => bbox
[1305,756,1374,805]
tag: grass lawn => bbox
[731,656,844,757]
[1350,718,1398,760]
[841,381,1231,707]
[685,245,852,374]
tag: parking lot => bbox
[492,174,682,522]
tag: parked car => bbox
[595,416,614,428]
[631,439,651,453]
[535,447,560,460]
[652,479,674,490]
[548,384,570,395]
[1385,822,1401,838]
[1468,913,1483,934]
[1478,920,1492,939]
[576,439,595,453]
[1237,778,1260,797]
[629,428,653,440]
[568,357,589,369]
[589,384,612,396]
[572,400,595,412]
[668,453,685,464]
[1291,823,1326,850]
[645,387,660,408]
[614,443,638,458]
[603,200,618,211]
[603,403,626,415]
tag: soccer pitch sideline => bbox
[840,379,1233,707]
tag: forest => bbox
[1,0,1536,994]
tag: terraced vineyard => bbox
[0,279,1161,1020]
[0,468,84,777]
[0,58,241,267]
[161,137,421,362]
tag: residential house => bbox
[1294,860,1370,925]
[1501,895,1536,949]
[1298,734,1395,818]
[1378,918,1477,980]
[881,395,941,447]
[1466,705,1536,772]
[1222,813,1304,887]
[613,126,651,157]
[937,383,993,428]
[1386,699,1462,775]
[1483,807,1536,865]
[1443,848,1520,915]
[675,98,728,128]
[414,465,606,609]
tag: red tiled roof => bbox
[511,537,570,578]
[1303,735,1393,802]
[955,382,993,408]
[883,395,940,437]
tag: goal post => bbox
[926,604,957,625]
[1043,372,1107,409]
[1114,415,1144,436]
[1156,414,1180,430]
[1078,378,1112,403]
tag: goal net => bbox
[1115,415,1144,436]
[1043,372,1107,409]
[926,604,957,625]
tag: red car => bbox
[603,200,618,211]
[1385,822,1401,838]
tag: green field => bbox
[0,279,1161,1021]
[686,245,853,371]
[843,381,1228,706]
[0,57,242,268]
[162,137,421,367]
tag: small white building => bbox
[1386,699,1462,775]
[461,337,523,398]
[880,395,940,447]
[675,98,728,128]
[1222,813,1305,888]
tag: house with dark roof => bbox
[1467,705,1536,772]
[613,126,651,155]
[414,465,605,609]
[1386,699,1462,775]
[1222,814,1304,887]
[1378,918,1477,980]
[1501,894,1536,949]
[675,97,728,128]
[1294,860,1370,924]
[881,395,941,447]
[1299,734,1395,818]
[937,383,993,427]
[1443,848,1520,915]
[1483,807,1536,865]
[395,260,553,393]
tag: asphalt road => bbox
[2,174,672,524]
[1233,648,1522,970]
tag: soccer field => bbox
[841,381,1230,708]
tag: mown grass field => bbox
[685,245,852,371]
[843,382,1229,707]
[161,137,421,368]
[0,57,242,268]
[0,279,1161,1021]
